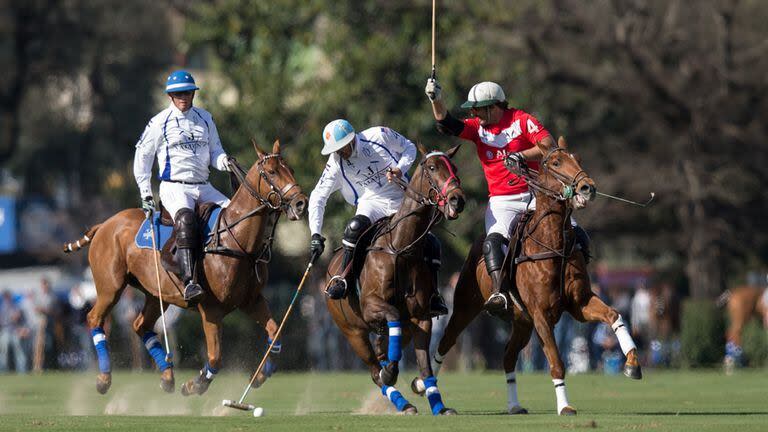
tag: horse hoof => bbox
[439,407,458,415]
[180,381,193,397]
[160,369,175,393]
[508,405,528,415]
[96,373,112,395]
[624,364,642,380]
[559,406,577,416]
[402,404,418,415]
[410,377,426,396]
[379,364,399,387]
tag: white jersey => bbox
[308,126,417,235]
[133,103,229,198]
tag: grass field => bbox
[0,369,766,431]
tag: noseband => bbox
[521,147,589,202]
[230,154,300,212]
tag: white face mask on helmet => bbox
[461,81,506,109]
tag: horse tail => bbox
[63,224,101,254]
[715,289,732,309]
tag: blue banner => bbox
[0,196,17,253]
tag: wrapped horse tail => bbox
[63,224,101,253]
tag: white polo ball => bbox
[252,407,264,417]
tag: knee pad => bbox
[424,232,442,271]
[175,208,198,248]
[343,215,372,249]
[483,233,508,274]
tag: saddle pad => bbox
[134,207,223,250]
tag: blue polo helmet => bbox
[321,119,356,155]
[165,70,199,93]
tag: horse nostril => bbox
[449,195,465,213]
[295,199,307,212]
[579,184,594,196]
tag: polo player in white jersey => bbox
[133,70,233,303]
[308,119,448,316]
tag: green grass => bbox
[0,369,766,431]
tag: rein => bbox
[205,154,299,282]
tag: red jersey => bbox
[459,108,550,196]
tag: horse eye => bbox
[552,160,560,167]
[429,165,437,171]
[268,169,276,176]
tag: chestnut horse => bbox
[427,137,642,415]
[63,140,307,395]
[722,282,767,366]
[325,146,465,415]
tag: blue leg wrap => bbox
[142,331,172,371]
[267,337,282,354]
[382,385,410,412]
[202,363,218,380]
[263,358,277,377]
[379,360,390,368]
[91,327,111,374]
[423,376,446,415]
[387,321,402,362]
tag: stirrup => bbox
[325,275,348,300]
[429,294,449,317]
[484,292,509,314]
[184,282,204,302]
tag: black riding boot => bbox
[326,215,371,300]
[483,233,509,315]
[425,232,448,317]
[175,208,203,303]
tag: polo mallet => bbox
[431,0,438,80]
[146,208,172,363]
[223,251,319,411]
[596,191,656,208]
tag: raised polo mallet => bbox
[222,251,319,412]
[431,0,437,80]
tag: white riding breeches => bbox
[159,181,230,221]
[355,197,400,224]
[485,192,578,238]
[485,193,535,238]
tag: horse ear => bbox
[558,136,568,149]
[446,144,462,159]
[251,138,264,157]
[272,139,281,154]
[417,142,427,156]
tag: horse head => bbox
[533,137,596,209]
[246,139,308,220]
[411,144,465,220]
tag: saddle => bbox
[331,217,391,296]
[158,201,221,276]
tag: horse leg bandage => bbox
[91,327,111,374]
[267,337,282,354]
[432,350,445,376]
[142,331,172,371]
[203,363,218,380]
[387,321,402,362]
[611,315,637,355]
[506,371,521,409]
[423,376,446,415]
[382,385,410,412]
[553,379,570,414]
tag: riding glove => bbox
[141,196,156,213]
[425,78,442,102]
[504,152,528,175]
[310,234,326,258]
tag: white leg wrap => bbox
[553,379,570,414]
[611,315,637,356]
[432,351,445,376]
[506,371,520,410]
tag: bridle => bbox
[205,153,301,281]
[517,147,590,203]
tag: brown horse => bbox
[325,146,465,415]
[723,282,767,367]
[428,137,642,415]
[63,140,307,395]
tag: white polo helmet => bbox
[461,81,506,109]
[321,119,356,155]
